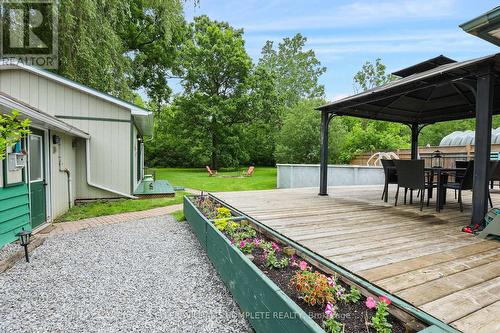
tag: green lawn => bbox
[152,167,276,192]
[56,166,275,223]
[55,192,187,223]
[171,209,185,222]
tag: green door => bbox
[29,130,46,229]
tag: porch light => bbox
[16,228,32,263]
[431,150,444,168]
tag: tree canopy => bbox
[258,34,326,109]
[171,16,277,169]
[57,0,186,105]
[50,3,483,168]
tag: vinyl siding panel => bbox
[0,70,132,200]
[0,184,30,248]
[49,131,77,218]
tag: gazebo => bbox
[317,53,500,225]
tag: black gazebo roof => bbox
[318,53,500,124]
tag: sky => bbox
[180,0,499,102]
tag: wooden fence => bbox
[350,144,500,168]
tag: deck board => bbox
[213,185,500,332]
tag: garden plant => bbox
[191,195,410,333]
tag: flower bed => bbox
[184,195,421,333]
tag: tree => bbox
[353,58,396,93]
[334,58,410,162]
[120,0,187,108]
[58,0,133,100]
[57,0,187,105]
[174,16,268,169]
[245,33,325,165]
[258,34,326,110]
[338,119,409,162]
[0,111,31,161]
[275,99,348,164]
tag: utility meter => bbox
[8,153,26,171]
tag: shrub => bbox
[323,303,343,333]
[231,225,256,241]
[216,207,232,219]
[367,296,392,333]
[264,250,289,269]
[236,239,254,254]
[344,286,361,303]
[289,270,335,306]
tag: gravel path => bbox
[0,216,250,333]
[0,243,18,262]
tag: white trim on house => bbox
[26,126,52,229]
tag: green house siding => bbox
[0,183,30,247]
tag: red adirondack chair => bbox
[242,166,254,177]
[206,166,218,177]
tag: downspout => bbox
[85,138,137,199]
[57,142,72,210]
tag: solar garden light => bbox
[432,150,444,168]
[16,228,32,263]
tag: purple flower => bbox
[327,276,335,286]
[324,303,335,318]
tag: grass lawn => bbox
[55,192,187,223]
[152,167,276,192]
[171,209,185,222]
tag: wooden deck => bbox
[213,185,500,333]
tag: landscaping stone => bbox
[0,243,18,262]
[0,216,250,333]
[0,237,46,273]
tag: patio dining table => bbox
[387,165,466,212]
[426,167,466,212]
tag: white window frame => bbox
[28,134,44,183]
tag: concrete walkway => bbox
[50,204,183,235]
[49,188,201,235]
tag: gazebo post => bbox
[410,123,419,160]
[472,65,494,224]
[319,110,330,196]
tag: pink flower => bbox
[239,240,246,248]
[327,276,336,286]
[230,239,234,245]
[271,242,281,252]
[379,296,391,305]
[299,261,308,271]
[324,303,335,318]
[365,296,377,309]
[253,238,261,246]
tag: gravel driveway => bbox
[0,216,250,333]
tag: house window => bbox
[28,135,43,181]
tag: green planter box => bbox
[183,196,324,333]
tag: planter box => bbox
[183,196,324,333]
